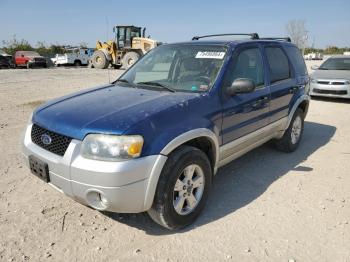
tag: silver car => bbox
[310,55,350,98]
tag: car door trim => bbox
[218,117,288,168]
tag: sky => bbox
[1,0,349,49]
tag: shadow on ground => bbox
[103,121,336,235]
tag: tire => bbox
[122,52,140,69]
[148,146,212,230]
[74,60,81,67]
[274,108,304,152]
[91,50,109,69]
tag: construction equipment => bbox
[91,25,158,69]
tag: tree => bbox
[285,20,309,52]
[1,35,33,55]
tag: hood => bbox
[311,69,350,80]
[32,84,198,140]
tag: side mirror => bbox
[311,65,319,70]
[21,54,24,57]
[226,78,256,96]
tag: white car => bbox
[304,52,323,60]
[51,48,91,66]
[310,55,350,99]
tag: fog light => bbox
[100,194,108,205]
[86,190,108,210]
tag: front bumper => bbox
[22,124,167,213]
[310,81,350,98]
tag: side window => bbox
[285,46,308,76]
[265,47,291,84]
[225,47,264,88]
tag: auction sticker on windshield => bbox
[195,51,225,59]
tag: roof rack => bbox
[191,34,292,43]
[192,33,260,41]
[259,37,291,42]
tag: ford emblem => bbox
[41,134,52,145]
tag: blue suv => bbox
[22,33,310,229]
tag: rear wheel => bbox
[122,52,140,69]
[74,60,81,67]
[274,108,304,152]
[91,50,109,69]
[148,146,212,230]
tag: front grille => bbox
[31,124,72,156]
[313,89,347,95]
[317,81,346,85]
[317,81,330,85]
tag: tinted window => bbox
[225,47,265,87]
[285,46,308,76]
[266,47,290,83]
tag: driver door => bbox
[221,44,270,145]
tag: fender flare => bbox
[286,94,310,129]
[160,128,220,172]
[143,128,220,211]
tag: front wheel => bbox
[91,50,109,69]
[274,108,304,152]
[148,146,212,230]
[122,52,140,69]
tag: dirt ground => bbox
[0,63,349,262]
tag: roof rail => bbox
[192,33,259,41]
[259,37,292,42]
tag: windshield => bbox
[319,57,350,70]
[119,44,227,92]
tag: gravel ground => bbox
[0,63,349,262]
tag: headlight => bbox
[344,80,350,85]
[310,78,317,83]
[81,134,144,161]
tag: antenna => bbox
[105,16,111,84]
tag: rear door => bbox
[221,44,270,144]
[284,45,309,103]
[263,45,295,123]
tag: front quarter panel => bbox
[123,93,222,158]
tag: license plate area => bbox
[29,155,50,182]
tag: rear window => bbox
[265,47,291,84]
[285,46,308,76]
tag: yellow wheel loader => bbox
[91,25,159,69]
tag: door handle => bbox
[259,96,269,102]
[290,85,304,94]
[252,96,269,108]
[289,86,299,94]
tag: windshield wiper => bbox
[136,81,176,92]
